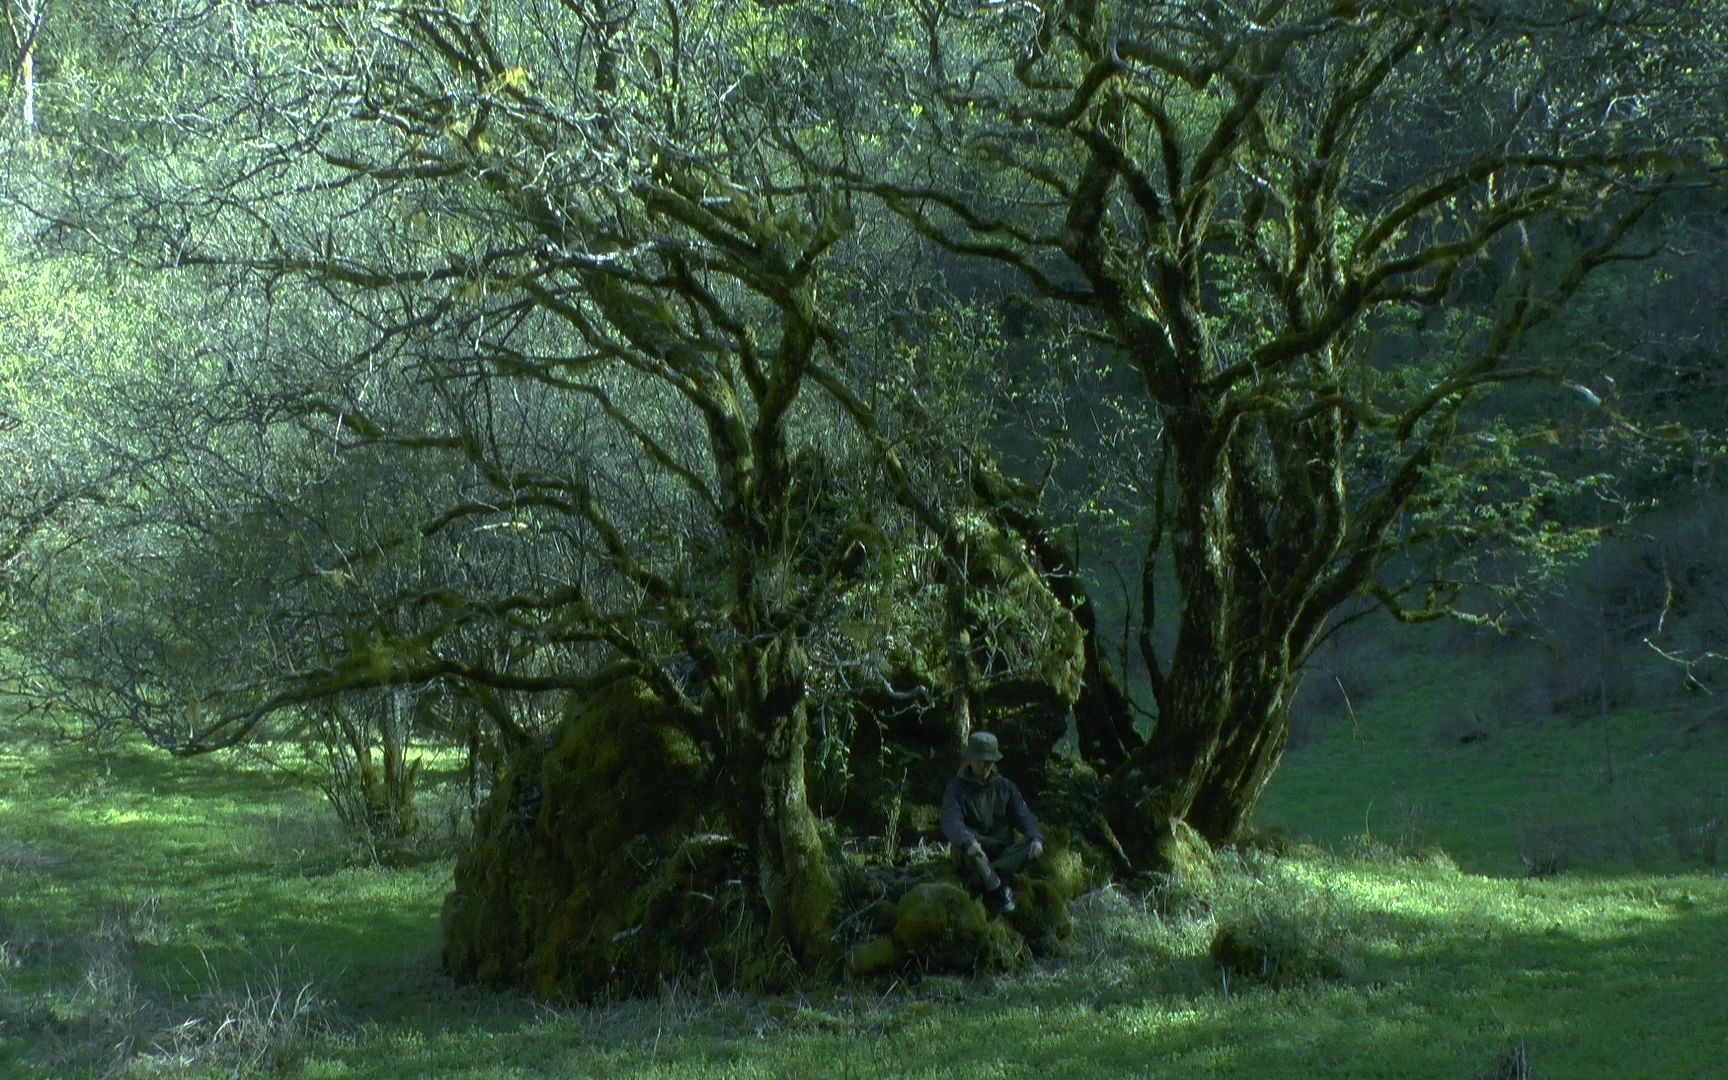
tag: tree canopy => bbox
[782,0,1727,848]
[2,0,1723,991]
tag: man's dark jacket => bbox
[940,771,1043,849]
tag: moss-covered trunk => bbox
[1104,620,1298,856]
[1103,659,1230,860]
[1101,417,1304,859]
[1187,693,1292,841]
[727,633,837,971]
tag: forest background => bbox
[3,1,1726,1075]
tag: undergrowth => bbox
[2,696,1726,1078]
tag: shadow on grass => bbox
[1324,895,1728,1078]
[8,733,1723,1078]
[275,893,1725,1079]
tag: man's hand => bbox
[1028,840,1043,860]
[966,840,985,860]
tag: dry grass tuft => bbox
[15,901,336,1080]
[136,955,334,1077]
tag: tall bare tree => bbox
[2,0,44,132]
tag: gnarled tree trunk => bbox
[726,634,837,969]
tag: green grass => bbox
[3,688,1726,1078]
[1258,634,1728,876]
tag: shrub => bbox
[305,691,426,865]
[1660,795,1726,869]
[1206,855,1358,991]
[1515,820,1590,877]
[1472,1040,1546,1080]
[139,953,334,1077]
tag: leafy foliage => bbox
[1,0,1724,998]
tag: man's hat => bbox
[963,731,1003,763]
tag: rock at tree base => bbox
[841,831,1094,979]
[847,935,904,979]
[893,882,984,965]
[1158,817,1217,887]
[1004,875,1075,952]
[892,882,1021,972]
[442,677,780,1000]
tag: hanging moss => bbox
[442,677,785,1001]
[807,708,955,844]
[809,506,1091,841]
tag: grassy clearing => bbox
[1259,631,1728,876]
[3,698,1726,1078]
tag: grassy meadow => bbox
[3,644,1726,1078]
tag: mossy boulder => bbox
[847,935,904,979]
[1209,920,1352,990]
[1158,817,1217,888]
[892,881,1021,972]
[442,677,776,1000]
[1003,877,1071,951]
[1003,841,1089,952]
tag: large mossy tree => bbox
[794,0,1726,859]
[17,0,895,973]
[10,0,1107,992]
[10,0,1725,996]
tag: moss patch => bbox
[442,678,773,1001]
[1159,817,1218,887]
[847,935,904,979]
[893,882,1002,971]
[1004,842,1088,952]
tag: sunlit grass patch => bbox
[4,717,1727,1078]
[1261,635,1728,876]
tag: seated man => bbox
[941,730,1043,915]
